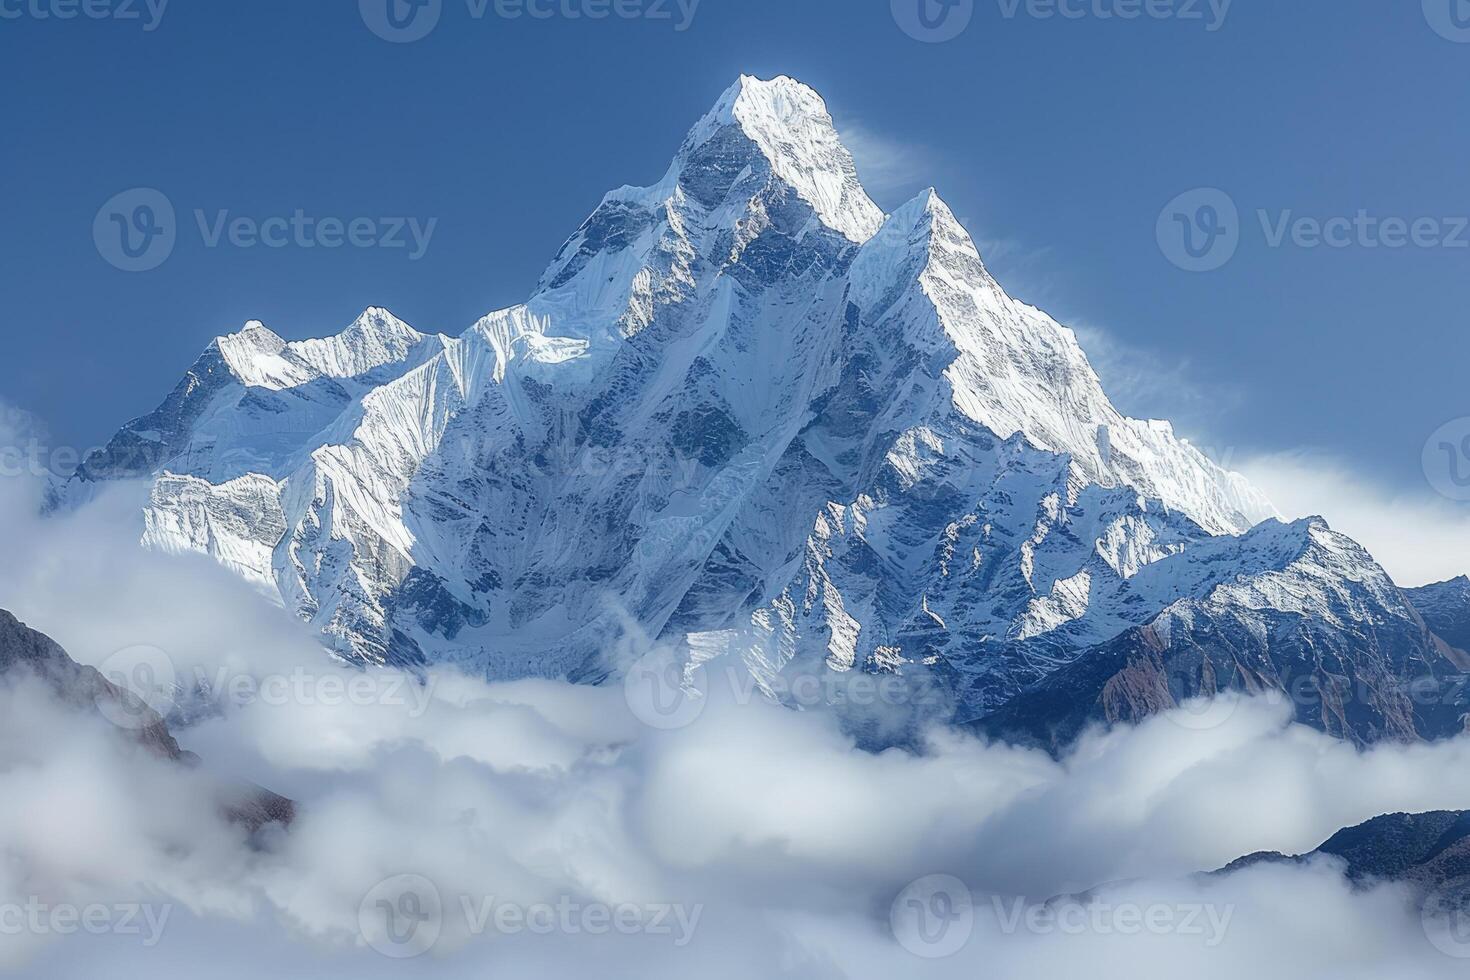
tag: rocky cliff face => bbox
[974,521,1470,751]
[0,610,293,832]
[1408,577,1470,656]
[0,609,184,760]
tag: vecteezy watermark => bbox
[890,874,975,958]
[93,188,438,272]
[359,875,444,959]
[890,875,1234,958]
[891,0,975,42]
[357,875,703,958]
[95,645,178,730]
[1161,664,1470,734]
[94,645,440,730]
[184,664,440,719]
[0,437,108,480]
[1424,418,1470,502]
[623,649,710,730]
[989,896,1235,946]
[1424,0,1470,43]
[893,0,1230,41]
[193,210,437,261]
[996,0,1231,30]
[622,650,948,731]
[1159,188,1470,271]
[359,0,443,43]
[0,899,172,947]
[1422,884,1470,959]
[359,0,700,43]
[1257,210,1470,251]
[1163,689,1242,733]
[0,0,168,30]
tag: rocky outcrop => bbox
[1220,811,1470,898]
[0,610,294,833]
[972,522,1470,752]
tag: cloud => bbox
[840,122,939,207]
[10,670,1470,978]
[1069,321,1246,452]
[1241,451,1470,587]
[4,407,1470,978]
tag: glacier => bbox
[58,75,1469,738]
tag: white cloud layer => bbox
[2,412,1470,978]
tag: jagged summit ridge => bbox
[691,74,885,244]
[852,180,1274,535]
[65,74,1327,728]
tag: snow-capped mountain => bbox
[976,520,1470,749]
[60,75,1464,738]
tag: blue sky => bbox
[3,0,1469,571]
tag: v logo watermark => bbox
[1425,0,1470,41]
[360,0,442,41]
[1173,204,1230,260]
[93,189,176,273]
[1157,188,1240,272]
[1425,419,1470,502]
[386,0,436,29]
[893,0,975,42]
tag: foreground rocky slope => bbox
[0,609,184,759]
[0,610,293,831]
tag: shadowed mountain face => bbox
[0,609,184,760]
[52,75,1469,747]
[0,610,293,832]
[1221,811,1470,901]
[971,525,1470,753]
[1409,577,1470,657]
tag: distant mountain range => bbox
[55,75,1470,747]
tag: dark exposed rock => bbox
[1218,811,1470,898]
[0,609,294,834]
[972,569,1470,756]
[1408,577,1470,661]
[0,609,184,761]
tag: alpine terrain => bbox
[58,75,1470,745]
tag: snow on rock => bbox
[67,75,1392,736]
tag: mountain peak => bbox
[882,187,963,240]
[212,320,288,376]
[235,319,284,344]
[341,306,423,345]
[685,74,884,244]
[88,77,1299,714]
[853,186,994,307]
[290,308,436,381]
[717,73,826,123]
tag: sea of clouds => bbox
[2,408,1469,978]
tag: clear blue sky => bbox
[3,0,1468,502]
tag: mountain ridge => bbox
[54,74,1463,743]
